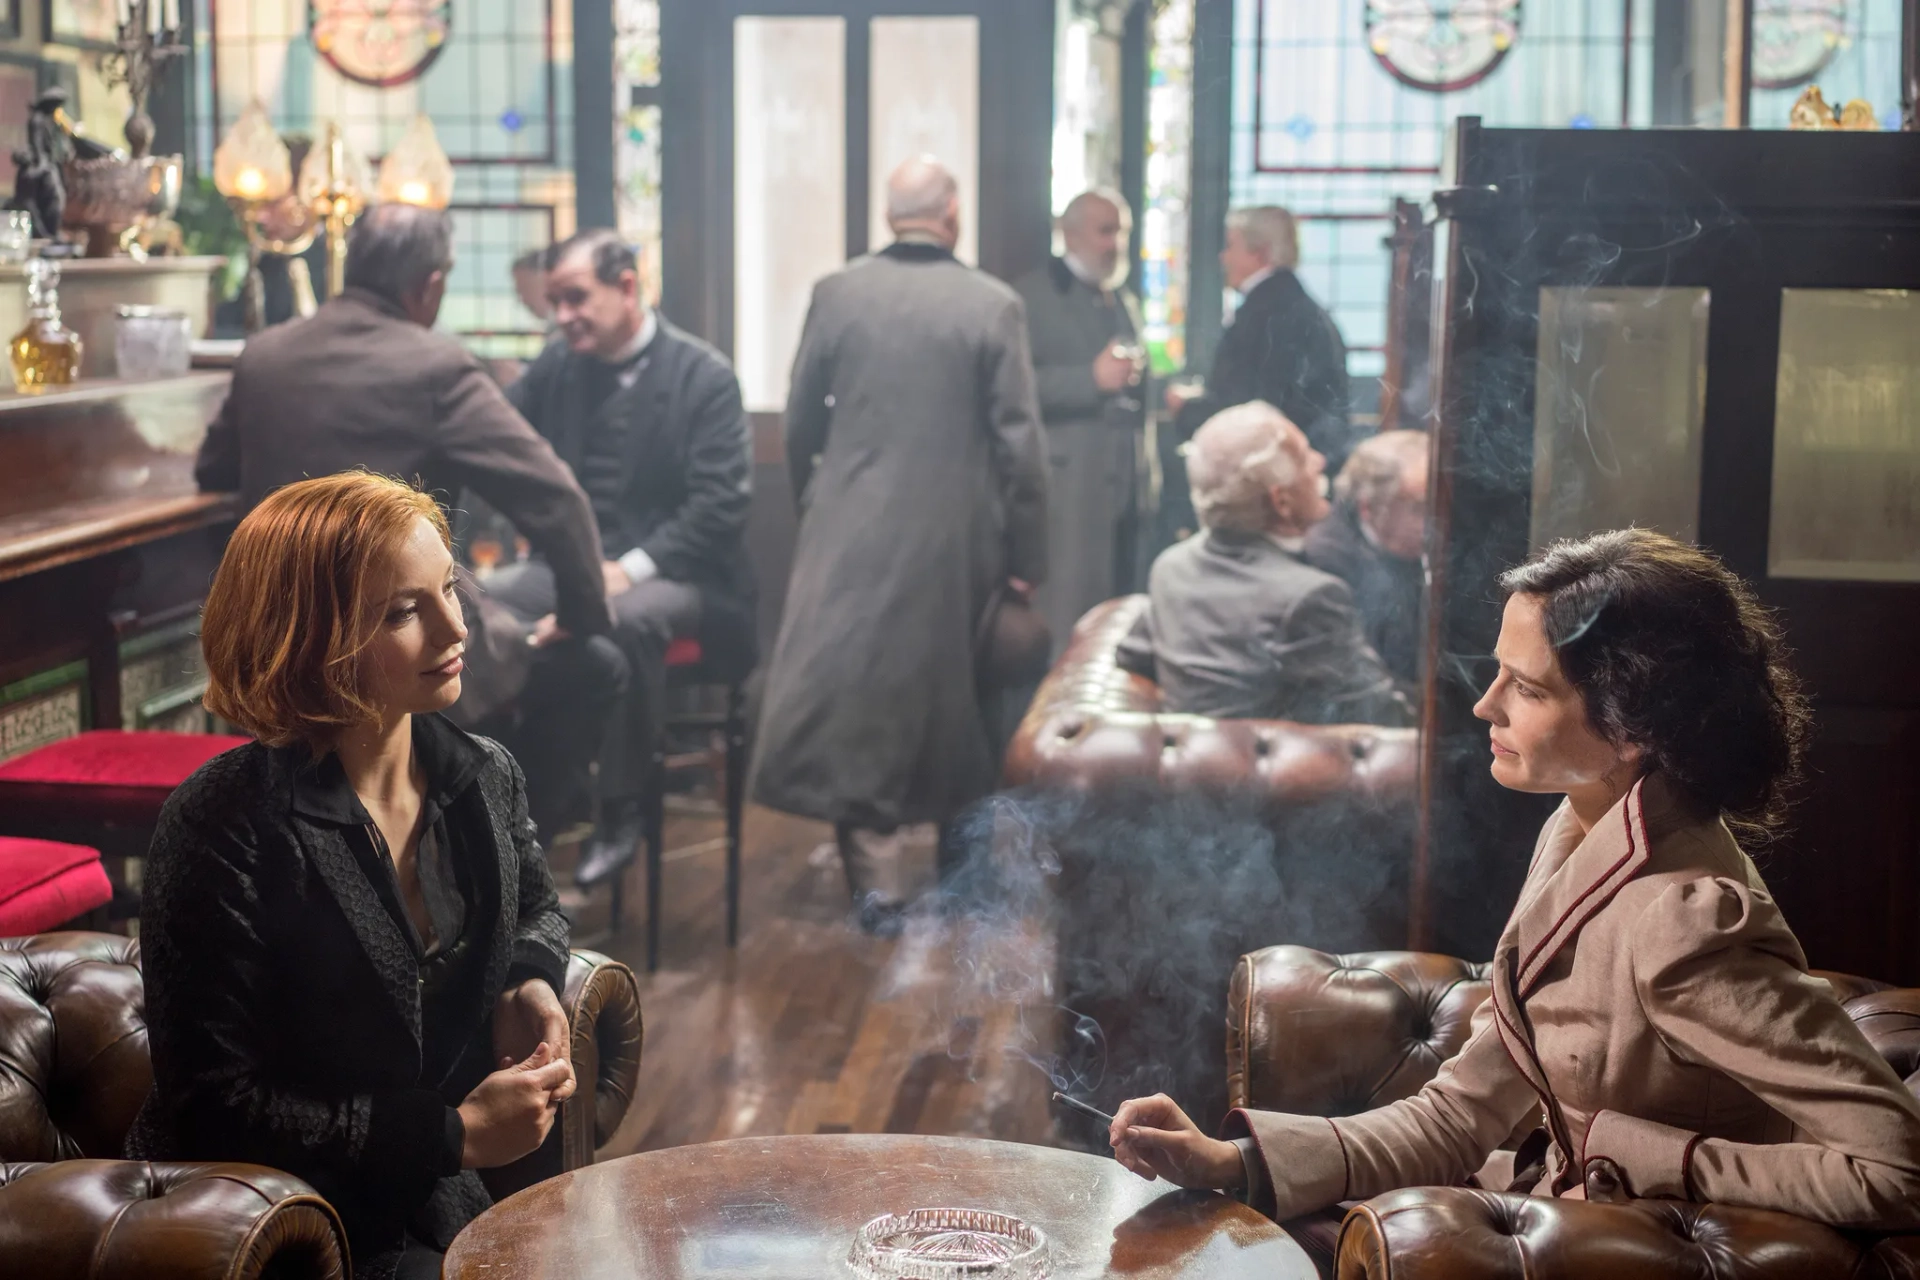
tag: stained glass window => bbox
[1233,0,1655,383]
[1749,0,1903,129]
[204,0,573,359]
[1142,0,1193,375]
[614,0,663,297]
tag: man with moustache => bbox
[496,229,755,891]
[1118,401,1407,726]
[1013,189,1148,649]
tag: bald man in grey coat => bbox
[752,158,1049,934]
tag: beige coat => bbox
[1229,774,1920,1230]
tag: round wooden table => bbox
[444,1133,1317,1279]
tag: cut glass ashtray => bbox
[848,1208,1051,1279]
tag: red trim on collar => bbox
[1517,787,1643,996]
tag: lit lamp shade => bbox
[378,115,455,209]
[213,101,293,203]
[297,121,372,214]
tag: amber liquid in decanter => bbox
[11,259,82,391]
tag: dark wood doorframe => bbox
[658,0,1054,353]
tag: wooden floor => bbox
[549,798,1064,1157]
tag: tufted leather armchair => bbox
[1003,596,1418,806]
[1228,945,1920,1279]
[0,931,644,1280]
[1005,598,1422,1146]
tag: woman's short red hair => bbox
[202,471,450,749]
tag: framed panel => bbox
[0,660,89,763]
[732,14,845,413]
[868,15,979,264]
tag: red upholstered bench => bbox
[0,731,251,865]
[0,837,112,934]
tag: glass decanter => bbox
[11,258,82,391]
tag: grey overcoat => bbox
[1012,256,1145,648]
[751,242,1048,829]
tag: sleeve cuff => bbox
[1583,1108,1697,1200]
[441,1105,467,1177]
[508,944,570,1004]
[365,1089,460,1184]
[617,547,659,585]
[1221,1107,1348,1220]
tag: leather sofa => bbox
[1228,944,1920,1278]
[1002,598,1420,1143]
[0,931,644,1280]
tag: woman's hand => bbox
[1108,1094,1245,1191]
[457,1042,577,1169]
[495,977,572,1077]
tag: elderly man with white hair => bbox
[1013,188,1149,650]
[1167,205,1358,473]
[1116,401,1407,725]
[753,155,1049,936]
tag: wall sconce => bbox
[378,115,454,209]
[212,104,369,330]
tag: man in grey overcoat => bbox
[752,157,1049,935]
[1014,189,1147,650]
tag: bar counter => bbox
[0,371,236,755]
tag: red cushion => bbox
[0,731,250,828]
[0,837,111,934]
[663,637,703,667]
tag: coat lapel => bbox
[1509,776,1657,999]
[292,817,424,1041]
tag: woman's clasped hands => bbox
[456,1040,577,1169]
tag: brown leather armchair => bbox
[1003,598,1421,1144]
[0,931,644,1280]
[1227,945,1920,1279]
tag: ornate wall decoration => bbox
[1751,0,1848,90]
[1363,0,1523,93]
[308,0,453,89]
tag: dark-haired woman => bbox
[1109,528,1920,1230]
[130,472,577,1280]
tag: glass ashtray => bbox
[848,1208,1050,1279]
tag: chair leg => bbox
[724,685,747,948]
[644,749,667,972]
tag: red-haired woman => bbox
[129,472,577,1280]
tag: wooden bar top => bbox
[0,371,235,581]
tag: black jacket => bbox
[197,289,611,638]
[1180,268,1357,472]
[128,715,570,1279]
[1303,501,1424,688]
[509,318,755,628]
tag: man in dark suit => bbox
[1168,206,1359,473]
[1304,429,1429,688]
[500,229,754,890]
[196,203,621,843]
[1117,401,1407,726]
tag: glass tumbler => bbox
[115,305,193,380]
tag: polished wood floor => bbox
[550,798,1062,1156]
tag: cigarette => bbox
[1051,1090,1116,1127]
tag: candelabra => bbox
[214,105,452,331]
[100,0,187,160]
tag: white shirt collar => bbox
[603,308,658,367]
[1267,531,1306,556]
[1063,252,1105,288]
[1237,265,1277,297]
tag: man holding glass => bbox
[1014,188,1148,651]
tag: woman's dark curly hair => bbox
[1499,528,1812,841]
